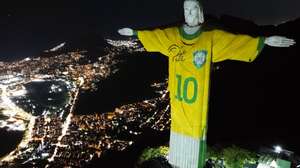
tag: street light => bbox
[274,145,282,154]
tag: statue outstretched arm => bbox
[264,36,296,47]
[105,28,144,53]
[118,28,137,36]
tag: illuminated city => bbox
[0,40,170,167]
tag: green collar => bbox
[179,26,202,40]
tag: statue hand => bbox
[118,28,134,36]
[264,36,296,47]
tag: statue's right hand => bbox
[118,28,134,36]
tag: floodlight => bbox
[274,145,282,153]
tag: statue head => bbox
[184,0,204,26]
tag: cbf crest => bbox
[193,50,207,69]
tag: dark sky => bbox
[1,0,300,57]
[2,0,300,26]
[0,0,300,155]
[203,0,300,25]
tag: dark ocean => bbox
[12,81,70,117]
[0,81,70,158]
[0,13,104,62]
[0,129,24,158]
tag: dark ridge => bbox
[0,129,24,158]
[86,129,169,168]
[216,15,261,35]
[65,32,106,51]
[40,31,106,62]
[207,17,300,155]
[74,52,168,115]
[139,157,172,168]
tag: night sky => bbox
[1,0,300,155]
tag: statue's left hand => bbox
[118,28,135,36]
[265,36,296,47]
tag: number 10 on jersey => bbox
[175,74,198,104]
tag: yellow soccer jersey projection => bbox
[137,26,264,139]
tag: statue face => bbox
[184,0,204,26]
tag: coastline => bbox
[0,116,35,162]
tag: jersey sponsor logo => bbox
[193,50,207,69]
[168,44,185,62]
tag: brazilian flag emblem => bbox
[193,50,207,69]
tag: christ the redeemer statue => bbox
[118,0,295,167]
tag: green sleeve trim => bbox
[257,36,265,54]
[133,30,138,36]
